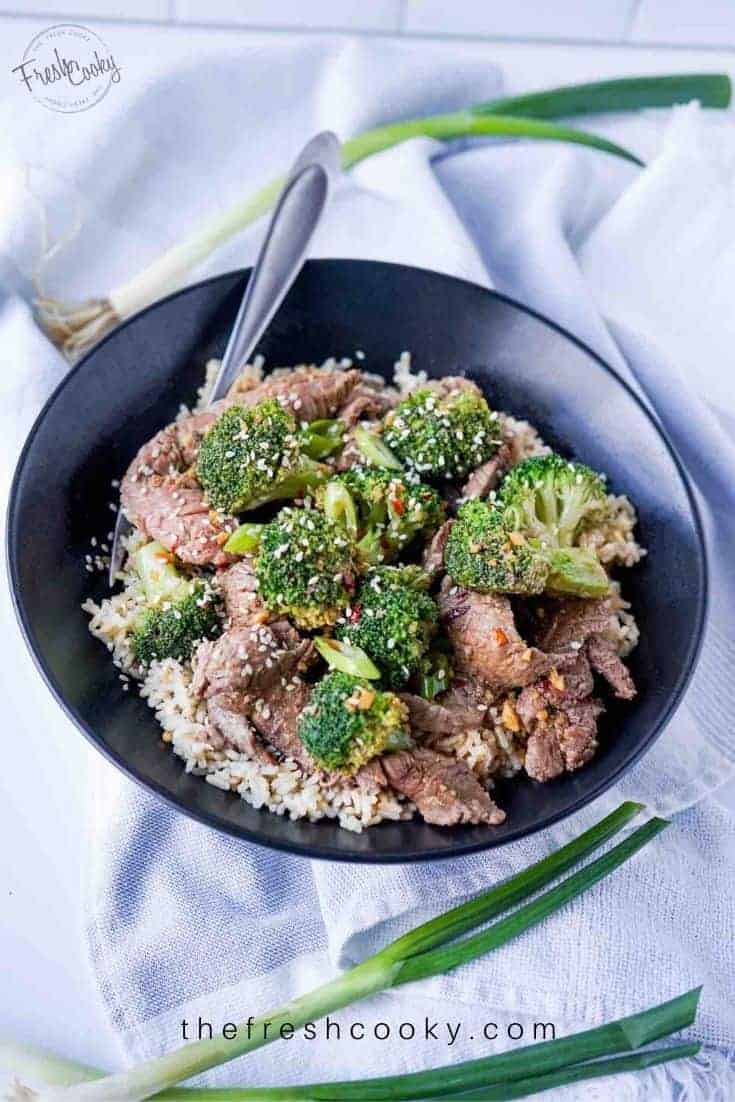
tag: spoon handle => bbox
[109,131,340,586]
[209,130,340,405]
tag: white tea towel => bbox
[1,32,734,1101]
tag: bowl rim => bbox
[6,259,709,862]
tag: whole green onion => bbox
[3,990,701,1101]
[9,805,667,1101]
[440,1042,701,1101]
[37,73,731,362]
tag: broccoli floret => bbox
[445,500,549,595]
[335,566,438,688]
[321,466,444,566]
[298,671,411,774]
[498,453,610,598]
[498,453,607,548]
[255,506,356,629]
[133,585,221,666]
[446,483,610,599]
[196,399,326,514]
[383,388,502,482]
[131,541,221,666]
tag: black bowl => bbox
[7,261,707,862]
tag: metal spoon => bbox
[108,131,341,585]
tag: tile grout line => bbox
[0,7,735,55]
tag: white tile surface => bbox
[3,0,170,19]
[402,0,636,41]
[631,0,735,47]
[174,0,401,31]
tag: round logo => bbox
[13,23,121,114]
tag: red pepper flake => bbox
[493,628,509,646]
[391,497,405,516]
[349,603,362,623]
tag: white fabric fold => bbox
[1,34,734,1100]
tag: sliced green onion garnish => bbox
[354,425,403,470]
[223,524,264,554]
[299,419,344,460]
[356,529,385,566]
[243,464,328,511]
[323,481,359,539]
[315,636,380,680]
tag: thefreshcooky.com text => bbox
[181,1015,556,1047]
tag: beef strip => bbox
[247,679,316,769]
[438,578,574,693]
[206,694,274,763]
[421,520,453,581]
[516,653,595,719]
[228,366,362,422]
[399,692,485,736]
[337,383,397,427]
[382,747,505,826]
[121,368,362,565]
[193,623,313,700]
[523,697,604,782]
[192,624,316,766]
[586,635,636,700]
[218,558,266,626]
[459,442,512,501]
[537,598,636,700]
[120,417,236,567]
[538,597,613,652]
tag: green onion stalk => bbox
[5,804,673,1101]
[36,74,730,362]
[2,991,701,1101]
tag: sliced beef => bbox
[399,692,485,737]
[382,747,505,826]
[247,678,316,769]
[192,623,316,767]
[229,367,362,423]
[206,694,274,763]
[516,653,594,721]
[537,599,636,700]
[438,579,573,693]
[193,623,313,701]
[121,369,360,565]
[421,520,453,582]
[538,598,613,652]
[219,558,266,626]
[338,383,397,428]
[524,698,603,782]
[460,442,512,501]
[355,758,388,789]
[121,420,235,567]
[587,635,636,700]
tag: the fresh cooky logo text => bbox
[12,23,121,114]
